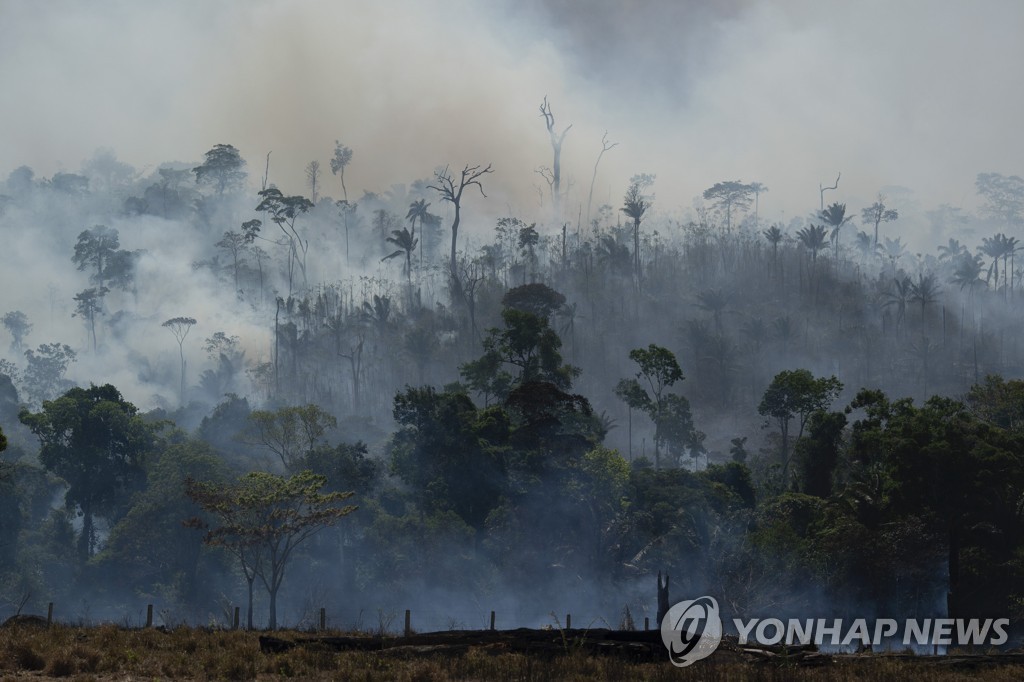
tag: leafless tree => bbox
[539,96,571,215]
[305,160,321,203]
[428,163,493,304]
[586,131,618,229]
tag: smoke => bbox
[2,0,1021,223]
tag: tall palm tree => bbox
[763,224,784,276]
[882,276,912,335]
[879,237,907,279]
[621,182,649,290]
[854,231,874,266]
[978,234,1003,295]
[406,198,431,269]
[937,238,967,263]
[695,288,731,334]
[796,224,828,288]
[596,234,632,277]
[1000,234,1019,301]
[820,202,853,262]
[909,272,941,334]
[950,253,985,296]
[382,227,419,294]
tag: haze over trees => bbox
[2,114,1024,637]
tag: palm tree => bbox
[879,237,907,279]
[950,253,985,296]
[1000,234,1019,301]
[620,182,649,290]
[882,276,912,335]
[382,226,418,287]
[854,231,874,266]
[518,223,540,283]
[406,199,431,268]
[820,202,853,262]
[909,272,941,334]
[596,234,632,277]
[796,224,828,288]
[937,238,967,263]
[763,224,784,276]
[695,288,731,334]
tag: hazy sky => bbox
[2,0,1022,223]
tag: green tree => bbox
[20,384,158,560]
[192,143,246,196]
[847,389,1024,619]
[389,386,507,528]
[460,308,579,404]
[615,345,701,468]
[186,470,356,629]
[99,438,226,606]
[501,283,566,320]
[244,404,337,472]
[792,410,847,497]
[965,375,1024,433]
[758,369,842,486]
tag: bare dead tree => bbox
[535,166,555,205]
[586,131,618,229]
[427,163,493,305]
[539,96,571,215]
[305,160,321,203]
[819,173,841,211]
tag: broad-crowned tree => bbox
[20,384,158,561]
[758,369,842,485]
[193,143,246,196]
[186,470,355,629]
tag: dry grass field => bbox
[2,622,1024,681]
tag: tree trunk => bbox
[246,574,255,630]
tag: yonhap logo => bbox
[660,596,723,667]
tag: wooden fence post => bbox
[233,607,240,630]
[489,610,495,631]
[146,604,153,628]
[566,613,571,630]
[404,609,411,637]
[644,616,649,631]
[319,607,326,631]
[47,603,53,626]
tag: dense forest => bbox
[1,132,1023,639]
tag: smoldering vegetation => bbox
[1,1,1024,643]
